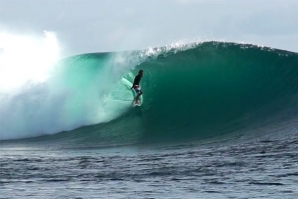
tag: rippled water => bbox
[1,132,298,199]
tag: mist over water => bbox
[0,31,62,139]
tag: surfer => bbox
[131,70,143,104]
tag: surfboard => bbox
[133,98,142,107]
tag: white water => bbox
[0,32,135,141]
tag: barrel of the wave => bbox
[121,42,298,143]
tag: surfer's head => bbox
[139,70,143,76]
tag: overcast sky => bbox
[1,0,298,55]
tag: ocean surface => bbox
[1,41,298,198]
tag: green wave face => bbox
[122,42,298,143]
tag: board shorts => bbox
[133,85,142,94]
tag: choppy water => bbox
[1,131,298,199]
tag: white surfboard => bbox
[133,98,142,107]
